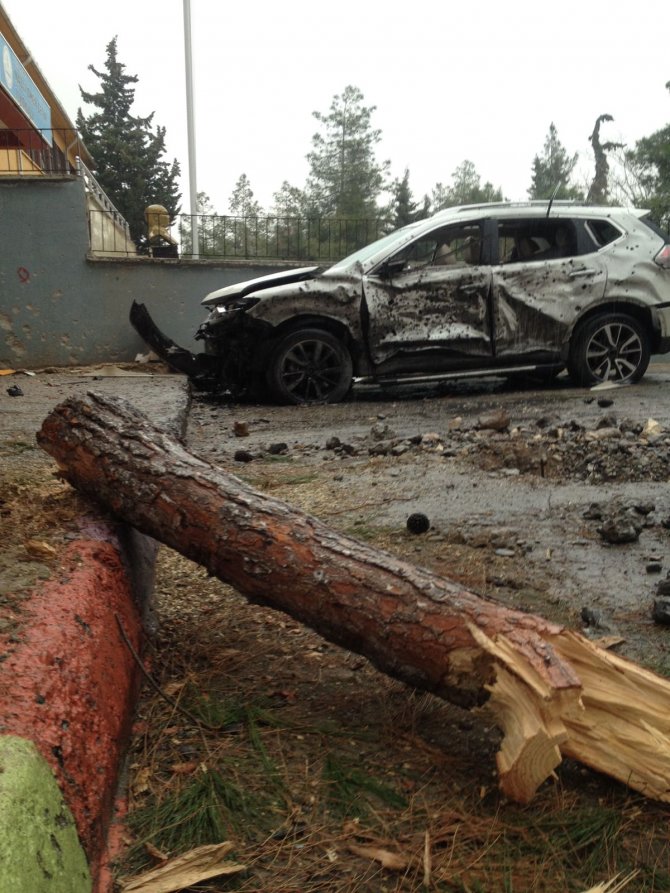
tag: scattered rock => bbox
[233,449,254,463]
[371,422,394,441]
[325,436,341,450]
[268,442,288,455]
[587,427,620,441]
[597,510,643,544]
[642,418,662,437]
[646,562,663,574]
[652,598,670,625]
[476,410,510,432]
[24,539,58,560]
[233,420,249,437]
[369,442,391,456]
[619,418,643,434]
[6,385,23,397]
[597,397,614,408]
[583,503,603,521]
[581,606,608,630]
[406,513,430,535]
[420,432,442,446]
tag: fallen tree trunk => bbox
[38,392,670,804]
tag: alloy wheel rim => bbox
[280,339,343,402]
[586,322,643,382]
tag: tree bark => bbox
[38,392,670,804]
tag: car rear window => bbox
[498,219,577,263]
[584,219,623,248]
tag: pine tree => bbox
[447,160,504,206]
[428,161,503,212]
[228,173,263,217]
[76,37,181,244]
[306,85,389,219]
[271,181,310,259]
[227,174,264,256]
[528,123,582,201]
[390,168,428,227]
[272,181,308,218]
[179,192,227,257]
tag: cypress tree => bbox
[76,37,181,244]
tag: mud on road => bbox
[187,365,670,671]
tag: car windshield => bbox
[327,221,424,272]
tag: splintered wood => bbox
[38,391,670,804]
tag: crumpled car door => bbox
[492,255,608,359]
[362,264,493,366]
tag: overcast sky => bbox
[5,0,669,216]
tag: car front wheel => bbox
[568,314,650,386]
[266,329,353,404]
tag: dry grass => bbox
[116,547,670,892]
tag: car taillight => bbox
[654,244,670,268]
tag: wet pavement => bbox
[186,362,670,669]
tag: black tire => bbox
[568,314,650,386]
[266,329,353,405]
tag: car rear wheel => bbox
[266,329,353,404]
[568,314,650,386]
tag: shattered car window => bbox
[498,219,577,263]
[584,219,623,248]
[390,223,482,270]
[328,222,423,272]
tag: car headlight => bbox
[214,297,260,315]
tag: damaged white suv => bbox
[132,202,670,404]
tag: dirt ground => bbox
[3,365,670,891]
[127,367,670,892]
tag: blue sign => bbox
[0,32,52,145]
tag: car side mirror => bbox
[378,258,407,279]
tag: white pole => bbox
[183,0,200,258]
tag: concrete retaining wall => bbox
[0,177,297,368]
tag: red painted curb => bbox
[0,533,146,890]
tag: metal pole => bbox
[183,0,200,258]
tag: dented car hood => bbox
[202,266,321,307]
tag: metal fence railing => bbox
[88,212,387,262]
[0,128,83,176]
[77,158,136,256]
[175,214,386,261]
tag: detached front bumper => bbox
[130,301,219,383]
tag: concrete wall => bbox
[0,177,296,368]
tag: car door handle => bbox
[568,268,598,279]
